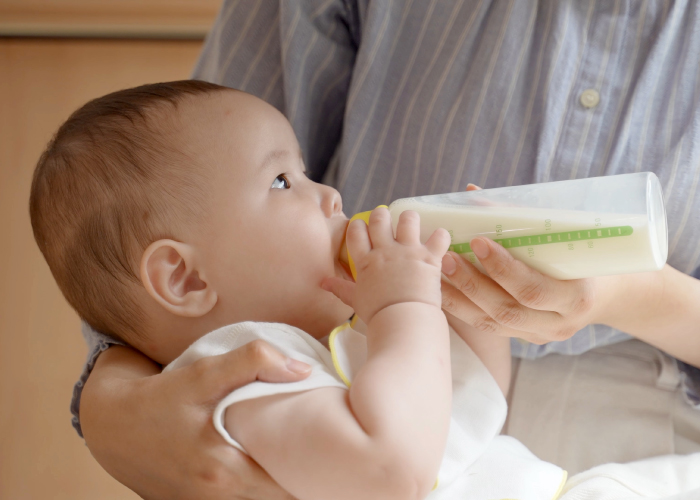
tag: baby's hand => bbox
[323,207,451,324]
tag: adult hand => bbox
[81,342,311,500]
[439,183,600,345]
[440,239,599,344]
[439,187,700,365]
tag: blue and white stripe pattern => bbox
[193,0,700,359]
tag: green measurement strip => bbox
[448,225,634,254]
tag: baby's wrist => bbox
[365,301,444,327]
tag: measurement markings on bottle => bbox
[448,226,634,254]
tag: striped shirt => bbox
[193,0,700,359]
[73,0,700,435]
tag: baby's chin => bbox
[292,296,354,340]
[210,282,353,339]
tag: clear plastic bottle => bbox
[343,172,667,280]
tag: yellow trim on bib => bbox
[346,206,389,281]
[552,470,568,500]
[328,322,352,387]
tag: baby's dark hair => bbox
[30,80,227,342]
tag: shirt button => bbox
[580,89,600,108]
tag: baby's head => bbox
[30,81,353,364]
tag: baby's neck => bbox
[138,308,224,365]
[140,299,351,365]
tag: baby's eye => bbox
[271,174,291,190]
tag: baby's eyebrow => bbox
[259,149,290,171]
[259,149,307,173]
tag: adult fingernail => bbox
[286,358,311,374]
[471,238,490,259]
[442,254,457,275]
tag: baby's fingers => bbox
[395,210,421,245]
[368,206,394,247]
[346,218,371,261]
[425,228,451,257]
[321,277,356,309]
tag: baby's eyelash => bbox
[271,173,291,190]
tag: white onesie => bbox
[165,321,700,500]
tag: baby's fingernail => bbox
[471,238,490,259]
[286,358,311,374]
[442,254,457,276]
[466,183,482,190]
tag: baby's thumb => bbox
[321,277,355,308]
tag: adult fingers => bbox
[181,341,312,405]
[367,206,394,247]
[441,280,551,344]
[441,252,565,339]
[177,441,298,500]
[174,425,299,500]
[470,237,595,316]
[215,452,299,500]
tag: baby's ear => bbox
[140,240,217,317]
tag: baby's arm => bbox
[225,209,452,500]
[227,305,449,500]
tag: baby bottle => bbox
[342,172,667,280]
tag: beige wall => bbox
[0,38,204,500]
[0,0,220,37]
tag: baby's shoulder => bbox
[165,321,333,372]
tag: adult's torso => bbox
[194,0,700,356]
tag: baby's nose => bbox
[322,186,343,217]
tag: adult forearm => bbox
[348,303,451,495]
[81,346,160,441]
[80,346,161,487]
[85,345,160,383]
[445,312,512,396]
[596,264,700,367]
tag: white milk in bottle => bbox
[388,201,665,280]
[344,173,668,280]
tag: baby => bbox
[30,81,700,500]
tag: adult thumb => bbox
[184,340,312,403]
